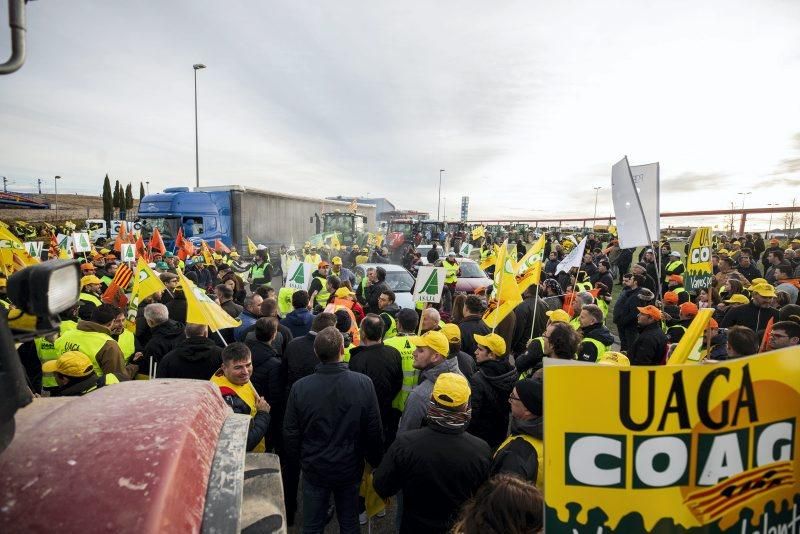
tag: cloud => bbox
[661,173,730,194]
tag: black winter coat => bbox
[245,339,284,408]
[458,315,490,357]
[348,343,403,430]
[491,416,542,484]
[373,424,491,534]
[166,291,188,325]
[452,350,477,379]
[219,387,270,452]
[363,281,390,315]
[467,359,518,450]
[144,320,185,363]
[613,287,643,329]
[720,302,780,334]
[511,297,548,355]
[156,336,222,379]
[283,362,384,487]
[281,333,319,400]
[629,322,668,365]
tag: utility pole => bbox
[193,63,206,189]
[437,169,445,221]
[37,178,42,195]
[1,176,7,193]
[592,186,602,223]
[766,202,778,238]
[54,175,61,220]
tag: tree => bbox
[139,182,145,200]
[102,174,113,227]
[125,183,134,209]
[113,180,121,209]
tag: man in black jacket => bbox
[629,305,668,365]
[468,333,518,449]
[246,317,284,450]
[374,372,490,533]
[348,314,403,450]
[459,295,490,357]
[157,323,222,380]
[613,274,644,351]
[577,304,614,362]
[510,285,549,356]
[361,266,389,315]
[283,326,383,533]
[143,303,185,364]
[720,282,780,335]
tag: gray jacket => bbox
[397,357,462,434]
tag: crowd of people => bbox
[11,228,800,534]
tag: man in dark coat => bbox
[629,305,668,365]
[283,326,384,532]
[613,273,644,351]
[374,372,491,534]
[280,290,314,338]
[458,295,490,357]
[348,314,403,450]
[467,333,517,450]
[142,303,185,364]
[491,376,543,489]
[157,323,222,380]
[361,266,390,315]
[245,317,284,449]
[510,286,549,356]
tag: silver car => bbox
[353,263,416,309]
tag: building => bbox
[326,196,396,221]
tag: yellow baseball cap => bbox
[409,330,449,357]
[749,278,768,287]
[42,351,95,378]
[718,249,730,255]
[334,287,355,298]
[597,351,630,367]
[724,293,750,305]
[546,309,571,324]
[332,256,342,265]
[474,333,507,357]
[749,283,776,298]
[81,275,102,288]
[431,372,471,408]
[440,323,461,343]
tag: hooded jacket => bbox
[491,416,542,484]
[157,336,223,380]
[143,319,186,363]
[398,357,462,434]
[467,358,518,449]
[280,308,314,338]
[577,323,615,362]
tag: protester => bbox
[720,283,780,334]
[156,323,222,380]
[491,376,543,488]
[767,320,800,350]
[142,303,185,364]
[468,333,517,449]
[43,351,122,396]
[234,294,263,341]
[383,308,420,414]
[282,312,337,395]
[510,285,548,356]
[459,296,490,356]
[215,284,242,318]
[283,326,383,532]
[451,474,544,534]
[613,273,644,351]
[629,305,668,365]
[576,304,614,362]
[725,326,759,358]
[373,373,491,534]
[280,290,314,338]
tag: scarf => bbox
[425,400,471,431]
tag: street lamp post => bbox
[592,186,602,224]
[437,169,445,221]
[146,180,150,194]
[193,63,206,189]
[766,202,778,238]
[737,191,752,234]
[54,175,61,220]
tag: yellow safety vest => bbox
[597,299,609,320]
[569,317,581,330]
[35,336,60,389]
[385,334,418,412]
[443,260,459,284]
[60,320,78,333]
[342,342,354,363]
[580,337,608,362]
[117,329,136,359]
[664,260,683,281]
[54,328,114,377]
[277,287,296,317]
[494,432,544,491]
[304,253,321,265]
[210,372,266,452]
[518,338,544,381]
[575,281,592,293]
[313,275,330,308]
[380,313,397,340]
[79,293,102,306]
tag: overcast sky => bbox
[1,1,799,229]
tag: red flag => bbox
[136,233,149,261]
[101,263,134,307]
[49,232,60,259]
[759,317,774,353]
[148,227,167,256]
[175,227,185,249]
[178,239,195,261]
[114,222,129,252]
[214,239,230,254]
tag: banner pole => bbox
[529,282,541,341]
[215,329,229,347]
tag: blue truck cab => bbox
[137,187,232,249]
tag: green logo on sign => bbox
[124,245,135,261]
[290,263,305,285]
[419,269,440,301]
[79,234,89,248]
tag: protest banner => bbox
[544,349,800,533]
[414,266,445,304]
[285,261,312,291]
[71,232,91,253]
[120,243,136,262]
[686,226,714,291]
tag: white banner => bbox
[72,232,92,253]
[24,241,44,258]
[413,266,446,304]
[556,236,587,274]
[612,157,660,249]
[285,261,312,291]
[120,243,136,262]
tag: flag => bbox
[177,269,241,330]
[361,465,387,518]
[214,239,230,254]
[471,225,486,240]
[516,261,542,293]
[148,227,167,255]
[483,240,523,328]
[0,225,39,275]
[200,240,214,265]
[330,233,341,250]
[247,236,257,255]
[667,308,714,365]
[178,238,195,261]
[135,233,149,261]
[175,227,185,249]
[759,317,775,353]
[611,157,660,249]
[114,222,129,253]
[515,234,545,275]
[555,236,587,274]
[136,257,167,302]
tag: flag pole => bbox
[529,282,541,341]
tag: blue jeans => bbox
[302,476,360,534]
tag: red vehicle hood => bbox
[0,380,229,533]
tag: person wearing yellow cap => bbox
[330,255,355,286]
[398,329,462,433]
[515,308,571,380]
[374,373,491,534]
[78,274,103,321]
[492,375,544,489]
[42,351,122,396]
[720,282,780,334]
[441,323,476,378]
[629,305,668,365]
[468,333,516,449]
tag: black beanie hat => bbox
[516,377,542,416]
[335,309,352,333]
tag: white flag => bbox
[612,157,660,249]
[556,236,587,274]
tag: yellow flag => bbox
[136,257,167,301]
[330,233,341,250]
[515,234,545,274]
[471,225,485,240]
[516,261,542,294]
[361,465,387,518]
[177,269,241,330]
[0,225,39,274]
[247,236,257,255]
[200,240,214,265]
[667,308,714,365]
[484,240,523,328]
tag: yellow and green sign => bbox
[544,349,800,532]
[686,226,713,291]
